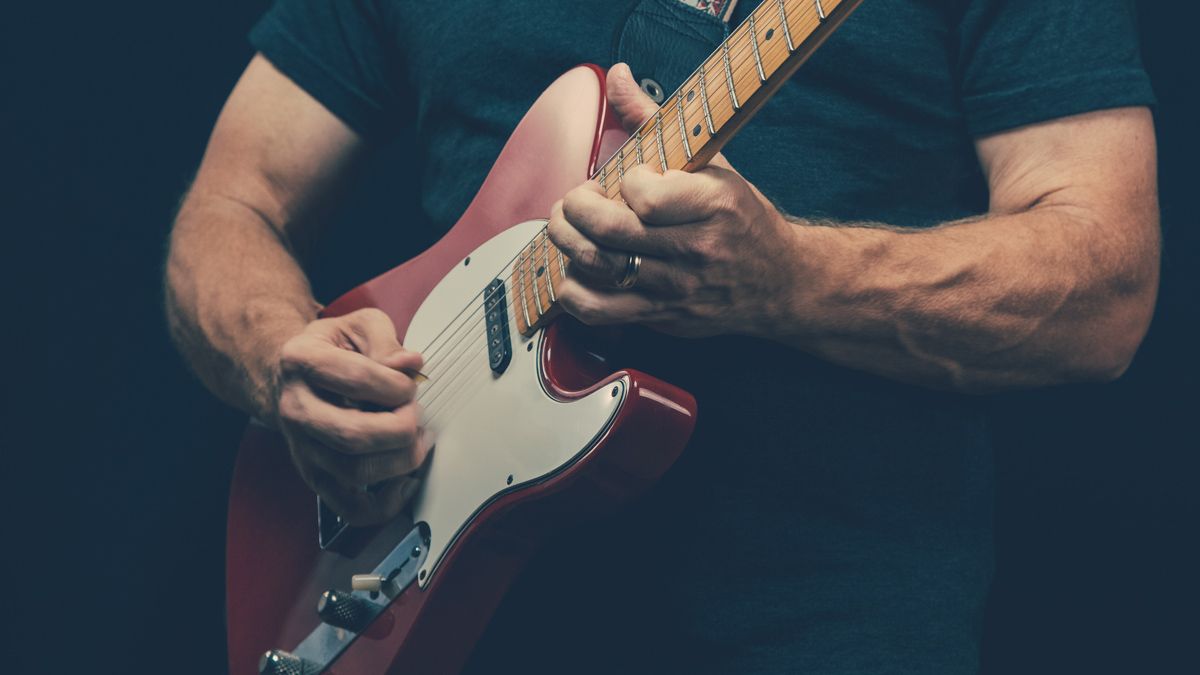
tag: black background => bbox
[14,1,1196,673]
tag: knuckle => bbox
[711,192,739,219]
[350,307,390,327]
[332,421,370,451]
[346,307,397,343]
[572,297,602,325]
[688,231,721,263]
[559,292,589,323]
[669,273,699,298]
[343,361,373,387]
[547,214,568,244]
[561,190,583,219]
[632,189,662,218]
[579,248,603,272]
[278,338,310,373]
[277,390,303,422]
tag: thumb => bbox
[379,348,425,374]
[606,63,660,134]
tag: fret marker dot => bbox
[686,90,695,102]
[536,265,545,277]
[765,28,775,41]
[692,124,701,137]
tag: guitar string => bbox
[415,19,825,428]
[411,2,826,425]
[418,0,820,367]
[412,0,822,386]
[408,2,826,420]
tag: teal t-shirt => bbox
[249,1,1153,672]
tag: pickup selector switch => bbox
[317,588,378,632]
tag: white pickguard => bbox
[403,219,625,587]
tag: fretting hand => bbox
[548,63,801,338]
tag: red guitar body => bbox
[226,65,698,674]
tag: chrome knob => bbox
[317,588,377,632]
[258,649,316,675]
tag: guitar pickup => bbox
[484,279,512,374]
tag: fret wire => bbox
[658,0,824,172]
[698,64,716,135]
[749,14,767,82]
[592,0,827,183]
[556,245,567,280]
[676,93,693,162]
[526,242,543,314]
[634,129,643,164]
[516,263,531,330]
[541,234,555,303]
[617,147,625,181]
[721,38,740,111]
[418,1,833,370]
[590,0,824,181]
[815,0,827,22]
[654,113,668,172]
[713,2,825,108]
[777,0,795,51]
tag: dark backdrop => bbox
[16,1,1196,673]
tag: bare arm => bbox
[167,56,428,524]
[771,107,1160,391]
[167,55,359,419]
[552,65,1160,393]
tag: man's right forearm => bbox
[166,189,321,422]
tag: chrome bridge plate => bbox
[290,524,430,669]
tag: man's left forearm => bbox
[766,205,1159,393]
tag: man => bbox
[166,0,1158,672]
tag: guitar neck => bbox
[513,0,863,336]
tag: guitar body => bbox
[226,65,698,674]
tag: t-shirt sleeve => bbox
[957,0,1154,137]
[249,0,403,139]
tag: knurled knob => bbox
[258,650,316,675]
[317,588,376,632]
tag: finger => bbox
[559,183,683,256]
[557,276,659,326]
[378,348,425,374]
[550,201,688,292]
[329,308,426,374]
[549,199,633,284]
[281,337,418,407]
[335,308,407,363]
[311,470,420,527]
[606,62,659,134]
[280,385,423,455]
[620,164,735,225]
[305,427,432,487]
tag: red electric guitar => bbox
[228,1,861,672]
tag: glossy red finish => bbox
[226,64,697,674]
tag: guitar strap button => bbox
[639,77,665,104]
